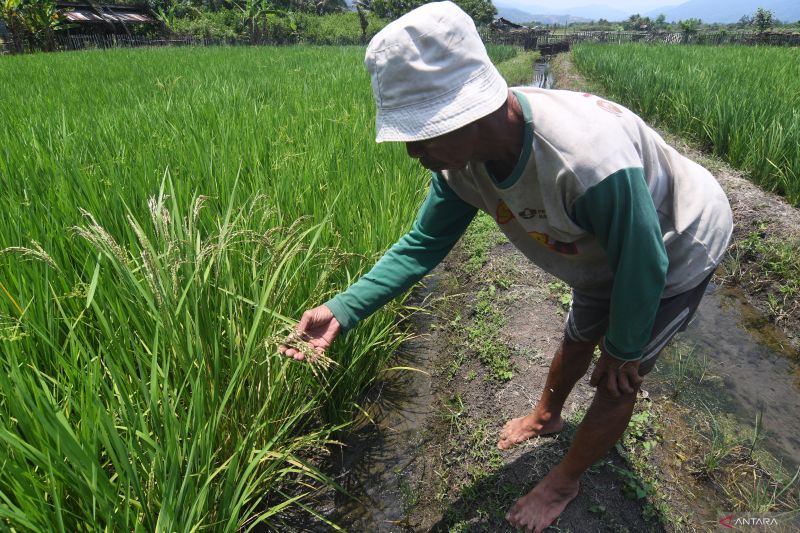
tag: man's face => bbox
[405,122,480,171]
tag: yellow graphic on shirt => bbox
[528,231,579,255]
[496,201,514,224]
[529,231,549,245]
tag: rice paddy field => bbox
[0,42,529,531]
[572,44,800,204]
[0,45,436,530]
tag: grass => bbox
[572,44,800,204]
[547,279,572,314]
[485,43,521,65]
[725,224,800,324]
[459,213,505,275]
[495,50,540,86]
[468,284,514,382]
[445,215,516,383]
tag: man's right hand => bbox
[278,304,341,361]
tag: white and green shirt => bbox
[327,88,733,361]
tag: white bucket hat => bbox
[365,1,508,143]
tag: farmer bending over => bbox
[280,2,733,531]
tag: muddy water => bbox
[678,284,800,469]
[533,62,554,89]
[330,269,450,531]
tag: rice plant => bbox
[0,46,426,530]
[572,44,800,204]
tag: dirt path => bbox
[396,240,665,532]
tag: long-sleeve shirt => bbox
[326,88,733,360]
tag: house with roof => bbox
[57,2,159,35]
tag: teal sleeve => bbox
[325,172,477,332]
[571,168,668,361]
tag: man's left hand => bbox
[589,345,642,398]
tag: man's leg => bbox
[506,379,639,532]
[503,271,717,531]
[497,337,598,450]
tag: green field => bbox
[0,46,430,530]
[572,44,800,204]
[0,43,528,530]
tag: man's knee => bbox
[593,380,641,405]
[560,336,600,358]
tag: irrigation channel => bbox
[310,62,800,531]
[676,286,800,468]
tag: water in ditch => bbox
[330,279,800,530]
[673,284,800,470]
[327,267,452,531]
[533,61,554,89]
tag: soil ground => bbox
[297,51,800,533]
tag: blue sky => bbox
[500,0,686,11]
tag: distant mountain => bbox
[495,3,594,24]
[528,14,592,25]
[496,9,591,25]
[556,4,629,21]
[645,0,800,23]
[497,2,632,21]
[495,6,540,24]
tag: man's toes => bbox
[505,509,518,526]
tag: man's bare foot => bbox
[497,410,563,450]
[506,466,580,532]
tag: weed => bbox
[726,225,800,323]
[447,282,515,382]
[660,342,713,399]
[493,274,513,289]
[460,213,505,275]
[609,463,654,501]
[395,467,421,511]
[515,343,546,365]
[441,394,467,434]
[547,280,572,313]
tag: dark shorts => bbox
[563,270,716,376]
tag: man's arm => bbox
[325,172,477,332]
[571,168,668,360]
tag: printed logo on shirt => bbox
[518,208,546,219]
[528,231,579,255]
[597,99,623,117]
[496,201,514,224]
